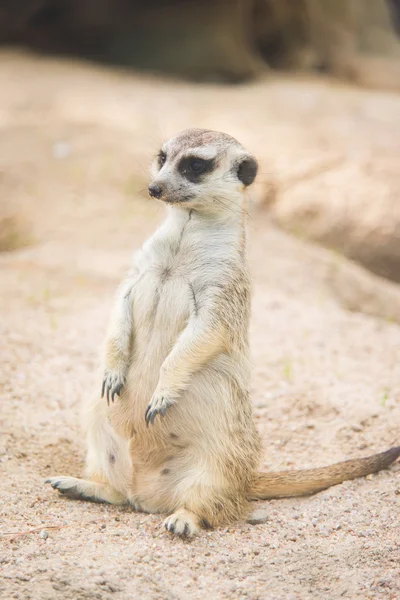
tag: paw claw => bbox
[102,369,126,405]
[144,392,175,426]
[144,404,151,426]
[45,477,63,492]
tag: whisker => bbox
[212,195,252,221]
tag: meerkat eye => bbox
[158,151,167,169]
[179,156,215,181]
[188,159,206,174]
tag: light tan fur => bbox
[46,129,400,537]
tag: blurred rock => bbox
[0,0,265,82]
[253,0,400,89]
[328,259,400,323]
[0,1,400,87]
[247,509,270,525]
[271,159,400,283]
[105,1,265,82]
[304,0,400,90]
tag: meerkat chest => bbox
[131,236,198,332]
[133,218,236,335]
[142,221,223,285]
[132,221,226,332]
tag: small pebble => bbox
[351,423,363,432]
[39,530,48,540]
[247,510,270,525]
[142,555,151,563]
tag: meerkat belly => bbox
[107,262,258,510]
[116,269,192,420]
[134,270,190,362]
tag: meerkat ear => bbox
[237,156,258,187]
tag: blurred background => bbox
[2,0,400,443]
[1,0,400,282]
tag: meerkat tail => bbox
[249,447,400,500]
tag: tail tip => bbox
[384,446,400,464]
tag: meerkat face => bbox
[148,129,258,215]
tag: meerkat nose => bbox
[148,183,164,199]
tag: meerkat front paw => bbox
[102,369,126,404]
[145,391,176,426]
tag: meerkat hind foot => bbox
[163,508,201,538]
[45,476,127,505]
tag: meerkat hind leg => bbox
[163,508,202,538]
[45,476,127,505]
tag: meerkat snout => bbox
[148,128,258,211]
[148,183,164,199]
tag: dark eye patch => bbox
[178,156,215,182]
[158,150,167,169]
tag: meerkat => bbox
[46,128,400,537]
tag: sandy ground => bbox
[0,50,399,600]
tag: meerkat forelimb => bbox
[101,267,138,404]
[145,302,226,425]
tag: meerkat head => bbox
[148,128,258,215]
